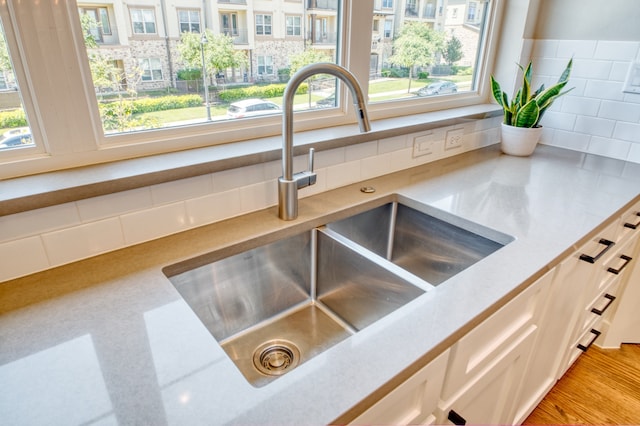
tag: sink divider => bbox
[386,202,399,261]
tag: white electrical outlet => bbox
[412,132,435,158]
[445,128,464,150]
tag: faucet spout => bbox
[278,63,371,220]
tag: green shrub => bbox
[418,71,430,80]
[0,109,28,128]
[217,83,307,103]
[100,94,204,115]
[177,68,202,80]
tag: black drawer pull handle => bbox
[448,409,467,425]
[624,212,640,229]
[579,239,615,264]
[591,293,616,315]
[607,255,632,275]
[577,329,601,352]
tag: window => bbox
[140,58,163,81]
[384,20,392,38]
[0,1,500,178]
[178,10,201,33]
[382,0,393,8]
[80,7,112,42]
[257,56,273,76]
[255,14,272,36]
[221,13,239,36]
[286,16,301,36]
[131,8,156,35]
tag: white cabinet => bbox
[350,349,450,425]
[437,270,552,425]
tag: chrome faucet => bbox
[278,63,371,220]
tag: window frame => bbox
[177,9,201,34]
[139,58,163,82]
[0,0,504,180]
[130,7,157,35]
[286,15,302,36]
[255,14,273,36]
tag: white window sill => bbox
[0,104,501,216]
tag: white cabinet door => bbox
[438,325,537,425]
[350,349,450,425]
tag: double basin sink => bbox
[164,197,512,387]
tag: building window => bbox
[384,19,392,38]
[382,0,393,8]
[221,13,238,36]
[79,7,112,42]
[139,58,163,81]
[467,2,477,21]
[178,9,201,33]
[257,56,273,76]
[255,14,272,36]
[130,8,156,35]
[286,16,301,36]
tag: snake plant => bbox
[491,59,573,128]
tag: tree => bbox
[289,44,332,76]
[289,44,332,106]
[443,34,463,66]
[176,30,247,88]
[388,22,444,92]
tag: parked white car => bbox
[227,99,281,119]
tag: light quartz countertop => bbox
[1,144,639,425]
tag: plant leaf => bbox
[490,75,504,107]
[557,58,573,84]
[514,98,540,128]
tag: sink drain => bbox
[253,340,300,376]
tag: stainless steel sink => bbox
[327,200,512,285]
[163,198,511,387]
[165,228,429,387]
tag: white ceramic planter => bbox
[500,123,543,156]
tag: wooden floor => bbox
[524,344,640,425]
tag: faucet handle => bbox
[308,147,315,172]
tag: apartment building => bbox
[78,0,481,92]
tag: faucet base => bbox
[278,178,298,220]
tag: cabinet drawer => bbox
[618,200,640,244]
[440,274,549,401]
[351,349,450,426]
[560,322,603,377]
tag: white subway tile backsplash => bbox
[121,202,188,245]
[572,59,612,80]
[540,111,577,131]
[186,189,242,227]
[594,41,639,61]
[556,40,596,59]
[588,137,631,160]
[575,116,616,138]
[0,237,49,282]
[213,164,265,192]
[584,80,625,101]
[561,96,600,116]
[346,140,377,161]
[613,122,640,143]
[546,130,591,152]
[0,203,81,243]
[315,147,345,168]
[531,40,558,59]
[76,188,152,222]
[599,100,640,122]
[326,160,361,190]
[42,218,124,267]
[628,143,640,163]
[378,135,408,154]
[361,152,392,180]
[610,62,632,82]
[239,181,278,213]
[151,175,213,206]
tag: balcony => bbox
[306,31,338,46]
[307,0,338,11]
[222,28,249,45]
[405,7,418,17]
[218,0,247,5]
